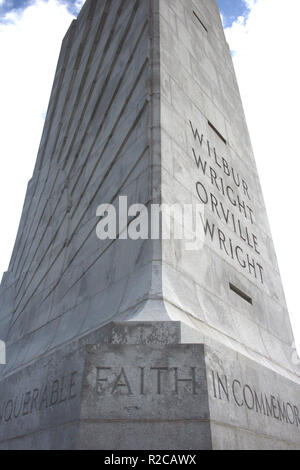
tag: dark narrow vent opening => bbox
[193,11,208,33]
[229,283,253,305]
[208,121,227,145]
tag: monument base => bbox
[0,322,299,450]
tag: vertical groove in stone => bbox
[2,0,153,362]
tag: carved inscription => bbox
[95,366,198,396]
[0,371,78,425]
[211,370,300,428]
[189,120,264,285]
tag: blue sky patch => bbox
[217,0,251,28]
[0,1,252,27]
[0,0,82,21]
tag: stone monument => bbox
[0,0,299,450]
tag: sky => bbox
[217,0,253,26]
[0,0,299,356]
[0,0,82,16]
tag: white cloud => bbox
[0,0,76,279]
[74,0,85,9]
[225,0,300,353]
[244,0,258,9]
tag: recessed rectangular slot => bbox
[229,283,253,305]
[193,11,208,33]
[208,121,227,145]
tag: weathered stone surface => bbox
[80,343,210,450]
[0,322,299,449]
[0,322,184,450]
[156,0,299,380]
[0,0,299,450]
[205,342,300,450]
[0,0,157,379]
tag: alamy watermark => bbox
[96,196,205,251]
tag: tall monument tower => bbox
[0,0,299,450]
